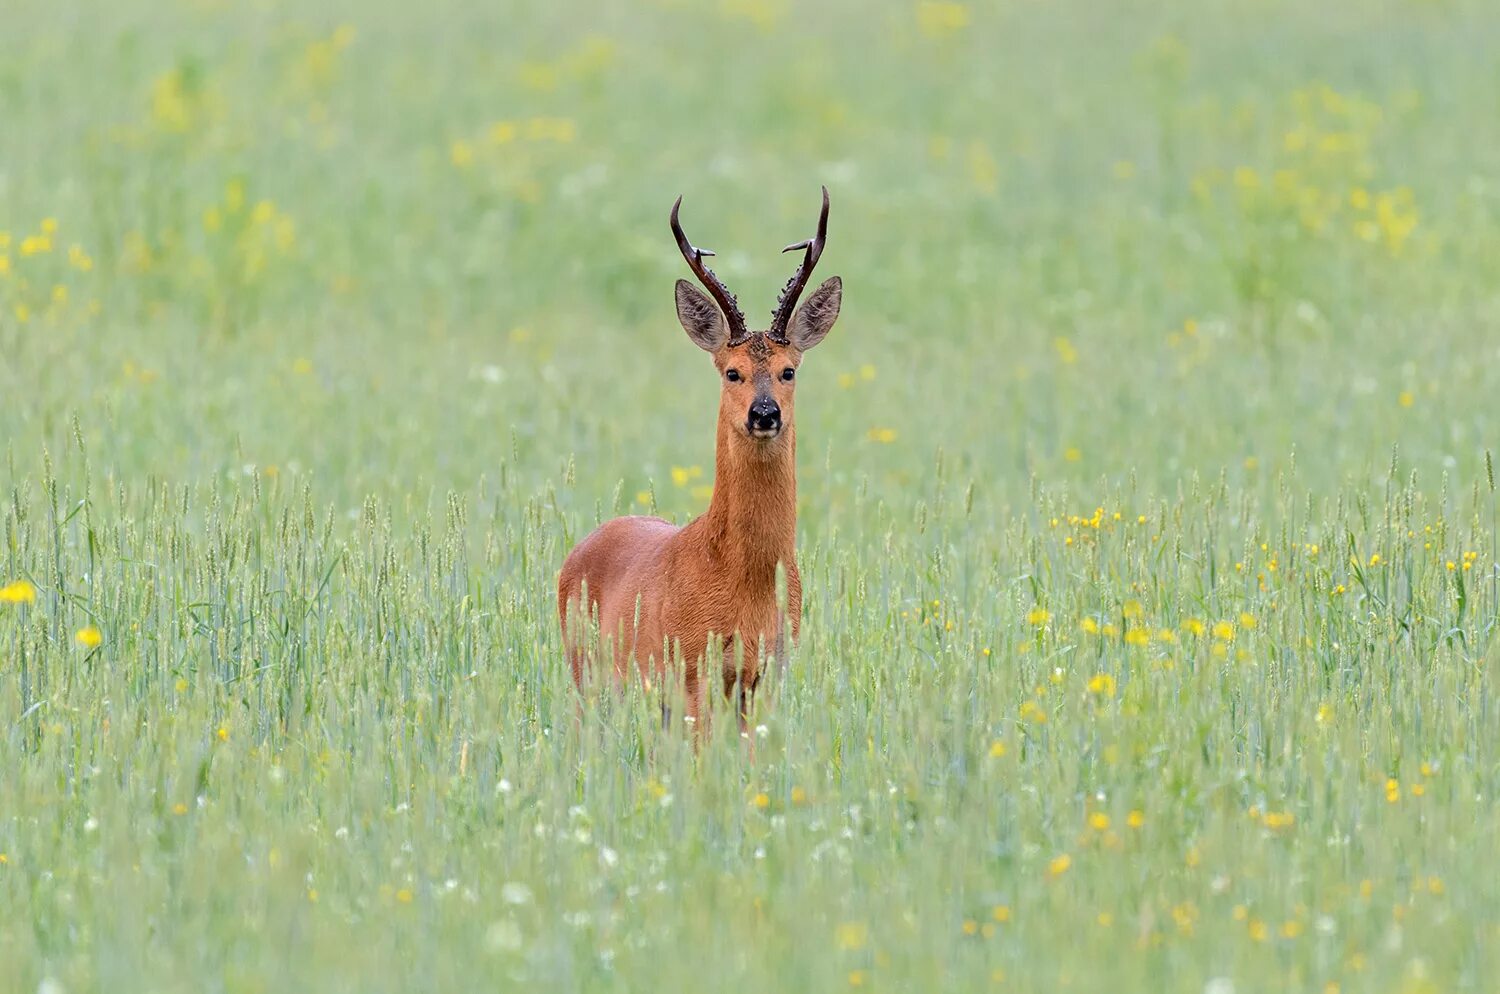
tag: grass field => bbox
[4,0,1500,990]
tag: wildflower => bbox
[753,792,770,809]
[1048,854,1072,877]
[1238,612,1257,629]
[450,140,475,169]
[1183,618,1205,637]
[867,427,897,443]
[1026,607,1050,626]
[173,802,189,815]
[1385,778,1400,803]
[1127,810,1144,829]
[916,2,970,39]
[75,626,102,648]
[1080,617,1100,635]
[1262,811,1295,830]
[962,919,978,936]
[1212,620,1235,641]
[1123,628,1150,647]
[1086,673,1116,697]
[1018,700,1047,724]
[991,905,1011,922]
[396,888,414,904]
[216,726,229,741]
[1089,812,1110,831]
[848,970,867,987]
[0,579,37,604]
[988,740,1006,758]
[1398,391,1414,408]
[835,921,868,950]
[1063,446,1082,463]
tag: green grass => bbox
[4,0,1500,990]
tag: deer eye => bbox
[725,368,742,382]
[780,367,796,382]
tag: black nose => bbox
[748,398,781,434]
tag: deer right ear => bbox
[787,276,841,351]
[675,279,728,352]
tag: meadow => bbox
[4,0,1500,990]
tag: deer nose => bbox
[748,398,781,435]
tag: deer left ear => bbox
[787,276,841,351]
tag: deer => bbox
[557,187,842,736]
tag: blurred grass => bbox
[3,0,1500,991]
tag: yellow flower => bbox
[961,919,978,936]
[173,802,189,816]
[1063,446,1082,463]
[988,739,1007,758]
[216,726,229,742]
[450,139,475,169]
[835,921,868,950]
[1018,700,1047,724]
[1086,673,1116,697]
[1048,853,1072,877]
[75,626,103,648]
[866,427,897,444]
[848,970,867,987]
[396,888,414,904]
[1238,612,1257,629]
[1385,778,1400,803]
[916,1,970,39]
[1080,617,1100,635]
[1398,390,1414,408]
[1212,620,1235,641]
[991,904,1011,922]
[1,579,38,604]
[1126,810,1144,829]
[790,786,807,805]
[1088,812,1110,831]
[1183,618,1205,637]
[752,792,770,809]
[1026,607,1050,626]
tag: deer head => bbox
[671,188,842,453]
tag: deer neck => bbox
[699,417,797,577]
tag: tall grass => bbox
[3,0,1500,990]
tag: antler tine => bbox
[671,196,749,344]
[767,186,831,343]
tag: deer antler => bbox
[671,196,750,345]
[767,186,830,344]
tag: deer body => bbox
[558,189,840,729]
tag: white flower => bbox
[485,919,522,952]
[501,882,533,906]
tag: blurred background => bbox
[5,0,1498,517]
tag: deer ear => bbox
[787,276,841,351]
[675,279,728,352]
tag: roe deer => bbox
[558,188,842,733]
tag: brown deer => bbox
[557,188,841,733]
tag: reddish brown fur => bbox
[557,334,806,731]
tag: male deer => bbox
[558,188,841,733]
